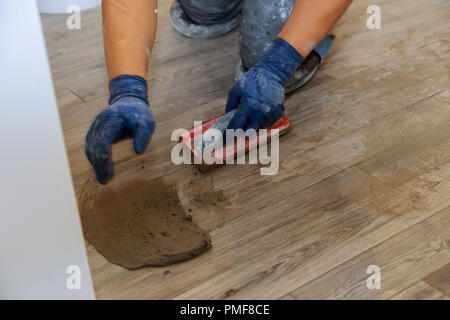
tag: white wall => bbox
[0,0,94,299]
[38,0,101,14]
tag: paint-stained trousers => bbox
[178,0,296,69]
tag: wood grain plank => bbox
[279,294,296,300]
[424,263,450,297]
[173,170,450,299]
[290,206,450,300]
[390,281,448,300]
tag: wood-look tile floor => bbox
[42,0,450,299]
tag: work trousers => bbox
[179,0,296,69]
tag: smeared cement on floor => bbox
[79,178,212,269]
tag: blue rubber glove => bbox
[226,38,304,131]
[85,75,155,184]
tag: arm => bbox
[85,0,158,184]
[279,0,353,58]
[226,0,352,132]
[103,0,158,80]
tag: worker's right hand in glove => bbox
[85,75,155,184]
[226,38,304,132]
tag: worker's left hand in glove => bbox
[226,38,304,132]
[85,75,155,184]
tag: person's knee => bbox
[179,0,241,25]
[240,0,295,69]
